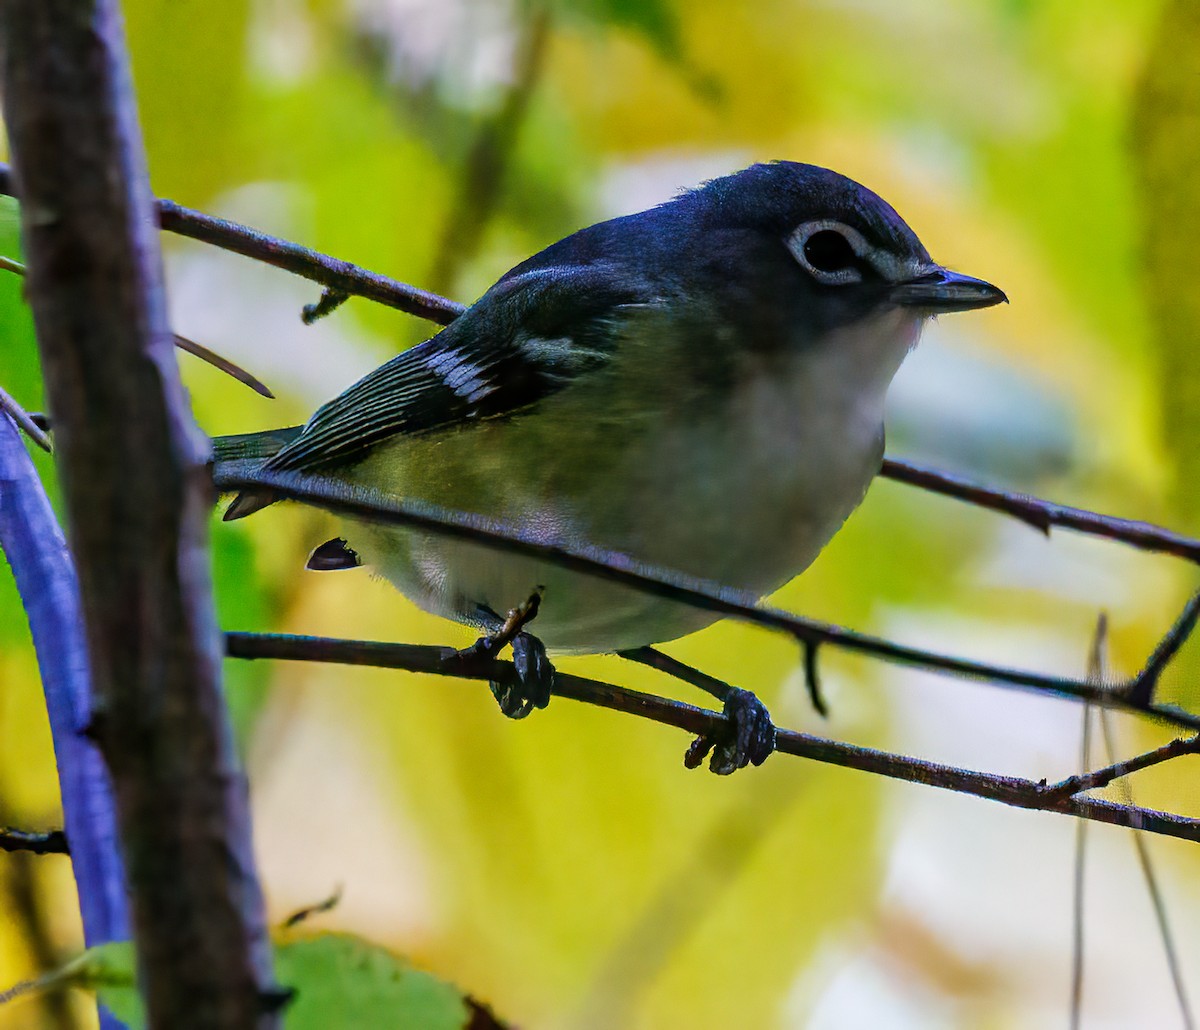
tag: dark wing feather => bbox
[267,263,663,473]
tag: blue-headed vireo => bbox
[214,161,1006,771]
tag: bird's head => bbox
[685,161,1007,325]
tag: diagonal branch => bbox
[1096,708,1196,1024]
[1045,732,1200,800]
[214,465,1200,732]
[6,150,1200,803]
[4,157,1199,574]
[0,384,52,452]
[1130,590,1200,704]
[0,163,462,326]
[879,457,1200,564]
[1,253,275,399]
[158,195,464,325]
[224,631,1200,843]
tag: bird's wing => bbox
[266,263,664,473]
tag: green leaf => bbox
[35,935,488,1030]
[63,941,143,1028]
[275,934,472,1030]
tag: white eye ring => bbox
[786,220,869,285]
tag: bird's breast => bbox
[344,308,921,652]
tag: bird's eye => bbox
[803,230,856,273]
[787,221,866,285]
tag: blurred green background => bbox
[3,0,1200,1026]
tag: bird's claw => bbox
[458,592,554,720]
[684,688,776,775]
[489,631,554,719]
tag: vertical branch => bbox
[0,2,276,1027]
[1096,709,1196,1027]
[0,415,127,1029]
[0,418,129,939]
[1068,615,1106,1030]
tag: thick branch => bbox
[225,632,1200,843]
[215,466,1200,732]
[0,415,127,946]
[0,3,276,1026]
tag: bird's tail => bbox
[213,426,303,463]
[211,426,303,521]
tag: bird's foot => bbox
[490,631,554,719]
[454,592,555,720]
[684,688,776,775]
[618,648,777,775]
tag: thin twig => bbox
[1044,732,1200,801]
[1130,590,1200,705]
[213,464,1200,732]
[1070,703,1091,1030]
[280,885,342,930]
[0,161,467,321]
[1071,614,1106,1030]
[172,334,275,399]
[880,457,1200,565]
[0,812,74,1029]
[1,247,270,398]
[300,288,349,325]
[802,639,828,717]
[0,159,462,323]
[0,387,52,452]
[224,631,1200,842]
[157,195,465,326]
[0,828,69,856]
[5,160,1200,572]
[1070,618,1194,1029]
[1097,710,1196,1027]
[4,161,1196,569]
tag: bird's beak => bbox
[892,266,1008,313]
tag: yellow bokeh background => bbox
[3,1,1200,1026]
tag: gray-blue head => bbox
[677,161,1007,319]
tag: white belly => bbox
[342,311,921,653]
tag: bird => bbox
[212,160,1006,773]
